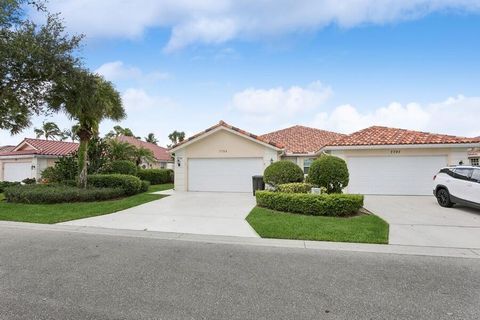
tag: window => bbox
[454,168,473,180]
[472,169,480,182]
[470,158,479,166]
[303,158,314,174]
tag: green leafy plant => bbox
[255,191,364,216]
[4,184,124,204]
[87,174,142,195]
[0,181,20,193]
[137,169,174,185]
[140,180,151,193]
[21,178,36,185]
[101,160,137,175]
[307,155,349,194]
[40,156,78,182]
[263,160,304,187]
[277,182,314,194]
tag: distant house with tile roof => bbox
[116,136,173,169]
[0,138,79,182]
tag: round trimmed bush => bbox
[263,160,304,186]
[87,174,143,195]
[102,160,137,175]
[307,155,349,194]
[140,180,151,193]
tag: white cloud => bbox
[95,61,169,82]
[38,1,480,51]
[232,81,332,122]
[122,88,176,111]
[311,95,480,137]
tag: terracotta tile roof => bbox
[116,136,172,162]
[0,138,79,156]
[170,120,284,150]
[0,145,15,152]
[328,126,480,147]
[260,125,345,154]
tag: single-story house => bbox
[169,121,480,195]
[324,126,480,195]
[116,136,173,169]
[0,138,78,182]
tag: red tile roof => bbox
[170,120,284,150]
[116,136,172,162]
[0,138,78,156]
[260,125,345,154]
[328,126,480,147]
[0,145,15,153]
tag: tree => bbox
[34,121,62,140]
[48,69,125,188]
[61,124,80,142]
[145,133,158,145]
[107,140,136,162]
[307,155,349,194]
[134,147,156,167]
[106,125,135,139]
[1,0,82,134]
[168,130,185,147]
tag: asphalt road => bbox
[0,227,478,320]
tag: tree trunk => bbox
[77,129,92,189]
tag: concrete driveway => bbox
[60,190,259,238]
[364,196,480,249]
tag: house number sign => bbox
[219,149,228,153]
[390,150,401,154]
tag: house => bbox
[116,136,173,169]
[170,121,480,195]
[0,138,78,182]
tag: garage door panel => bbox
[3,162,32,182]
[188,158,263,192]
[348,156,447,195]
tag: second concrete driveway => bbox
[61,191,259,238]
[364,196,480,249]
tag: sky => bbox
[1,0,480,147]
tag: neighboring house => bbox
[324,126,480,195]
[170,121,480,195]
[259,125,345,174]
[116,136,173,169]
[0,138,78,182]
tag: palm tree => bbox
[134,147,156,167]
[61,124,80,142]
[168,130,185,147]
[105,125,135,138]
[107,140,136,161]
[34,121,62,140]
[49,69,125,188]
[145,133,158,145]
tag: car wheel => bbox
[436,189,453,208]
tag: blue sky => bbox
[2,1,480,146]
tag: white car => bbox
[433,166,480,209]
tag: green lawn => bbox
[247,207,389,244]
[0,183,173,224]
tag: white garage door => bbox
[348,156,448,195]
[188,158,264,192]
[3,162,32,182]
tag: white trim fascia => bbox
[321,143,480,152]
[13,140,38,152]
[0,154,59,160]
[169,126,283,153]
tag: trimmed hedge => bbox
[255,191,364,216]
[4,184,124,204]
[88,174,143,195]
[307,155,349,194]
[277,182,314,194]
[0,181,20,193]
[140,180,151,193]
[137,169,173,185]
[263,160,304,186]
[101,160,137,176]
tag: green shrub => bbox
[140,180,151,193]
[102,160,137,175]
[263,160,304,187]
[307,155,349,194]
[22,178,36,184]
[255,191,363,216]
[88,174,142,195]
[0,181,20,193]
[277,182,314,194]
[4,184,124,204]
[41,156,78,182]
[137,169,173,185]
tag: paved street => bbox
[0,225,479,320]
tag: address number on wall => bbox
[390,150,401,154]
[218,149,228,153]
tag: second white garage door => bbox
[348,156,448,195]
[188,158,264,192]
[3,162,32,182]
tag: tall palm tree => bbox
[61,124,80,142]
[145,133,158,145]
[34,121,62,140]
[49,69,125,188]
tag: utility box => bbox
[252,175,265,196]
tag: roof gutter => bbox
[322,142,480,151]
